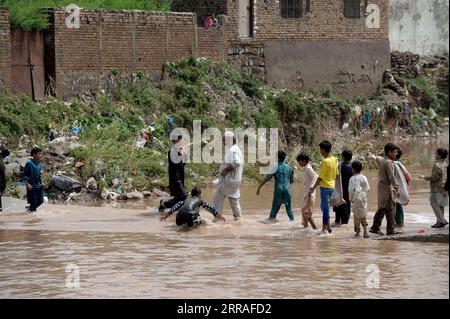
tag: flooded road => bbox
[0,133,448,299]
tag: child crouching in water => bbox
[160,187,225,227]
[348,161,371,238]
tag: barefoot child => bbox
[309,141,339,235]
[257,150,295,222]
[160,187,225,227]
[420,148,449,228]
[297,153,318,229]
[23,147,44,214]
[348,161,371,238]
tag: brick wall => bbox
[0,9,11,93]
[46,8,224,100]
[197,28,226,61]
[172,0,228,26]
[224,0,389,44]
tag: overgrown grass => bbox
[0,0,172,30]
[402,76,448,116]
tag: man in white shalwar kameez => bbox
[213,131,244,220]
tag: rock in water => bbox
[142,191,152,198]
[152,189,170,197]
[126,191,144,200]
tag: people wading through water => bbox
[159,135,188,212]
[213,131,244,221]
[332,150,353,227]
[309,141,339,235]
[420,148,449,228]
[369,143,400,236]
[0,142,10,212]
[160,187,225,227]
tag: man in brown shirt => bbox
[370,143,400,236]
[421,148,448,228]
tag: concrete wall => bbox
[0,9,11,93]
[264,40,391,97]
[390,0,449,56]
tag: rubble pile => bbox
[390,51,421,78]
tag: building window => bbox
[344,0,363,18]
[280,0,310,19]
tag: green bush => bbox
[253,105,281,128]
[403,76,448,116]
[241,74,262,98]
[173,80,212,111]
[225,107,243,128]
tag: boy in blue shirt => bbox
[23,147,44,213]
[257,150,295,222]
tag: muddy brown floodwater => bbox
[0,131,448,299]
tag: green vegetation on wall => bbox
[0,0,172,30]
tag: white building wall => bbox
[390,0,449,55]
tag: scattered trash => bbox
[134,136,147,148]
[167,116,175,136]
[48,136,67,145]
[86,177,98,191]
[48,125,58,141]
[74,162,84,169]
[71,127,82,136]
[116,186,125,194]
[111,178,121,188]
